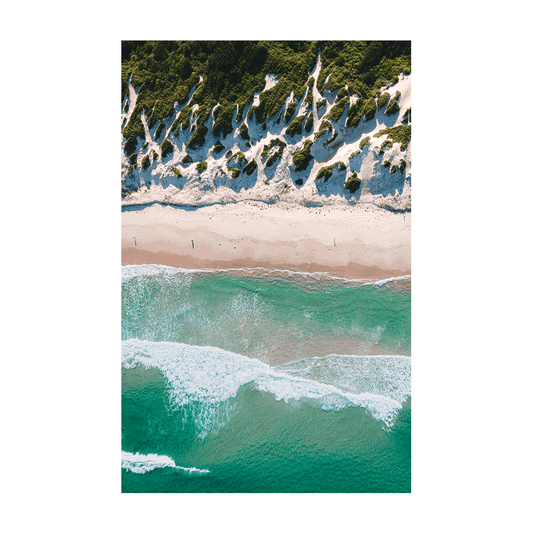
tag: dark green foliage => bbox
[122,41,410,162]
[381,140,393,150]
[243,158,258,175]
[385,98,400,116]
[304,113,314,132]
[402,107,411,124]
[377,92,390,108]
[182,154,193,164]
[285,102,298,122]
[374,125,411,150]
[173,105,192,133]
[187,123,208,149]
[225,150,232,158]
[295,178,304,185]
[228,151,247,166]
[213,141,224,153]
[324,130,338,147]
[266,151,283,167]
[196,160,207,173]
[325,96,349,122]
[228,167,241,178]
[212,103,235,138]
[316,98,327,111]
[399,159,406,173]
[292,140,314,171]
[304,78,314,107]
[238,123,250,140]
[382,159,391,167]
[153,152,159,161]
[128,153,138,166]
[161,138,174,158]
[285,114,305,136]
[261,138,287,158]
[171,167,182,177]
[316,161,346,181]
[390,165,397,173]
[359,136,370,149]
[345,171,361,193]
[154,122,165,140]
[336,87,349,100]
[346,97,376,127]
[142,154,150,169]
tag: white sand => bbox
[122,201,410,279]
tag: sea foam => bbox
[121,451,210,475]
[122,339,410,435]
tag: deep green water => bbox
[121,265,411,492]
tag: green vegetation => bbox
[359,136,371,149]
[261,138,287,158]
[382,160,391,167]
[402,107,411,124]
[172,105,192,134]
[266,151,283,167]
[154,122,165,140]
[316,98,327,113]
[316,161,346,181]
[187,123,208,149]
[399,159,406,173]
[161,138,174,158]
[238,123,250,140]
[345,171,361,193]
[142,154,150,169]
[228,167,241,178]
[122,41,410,159]
[325,96,349,122]
[182,154,193,164]
[304,78,314,108]
[153,152,159,161]
[346,97,377,128]
[304,113,314,132]
[228,151,247,166]
[390,165,397,173]
[324,130,338,147]
[292,140,314,171]
[380,140,393,152]
[212,103,235,138]
[128,153,138,166]
[196,160,208,173]
[295,178,304,186]
[377,92,390,108]
[374,125,411,150]
[243,158,258,175]
[385,98,400,116]
[213,141,224,153]
[285,102,298,122]
[285,114,306,136]
[336,87,349,100]
[171,167,182,177]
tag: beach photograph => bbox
[121,41,412,492]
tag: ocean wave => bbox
[121,451,210,475]
[122,339,410,435]
[122,263,410,286]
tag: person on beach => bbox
[134,237,136,247]
[191,239,194,249]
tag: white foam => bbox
[121,263,408,286]
[122,339,410,433]
[121,451,210,475]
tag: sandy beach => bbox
[121,202,410,280]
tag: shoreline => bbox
[121,202,410,281]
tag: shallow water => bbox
[121,265,411,492]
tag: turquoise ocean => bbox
[121,264,411,492]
